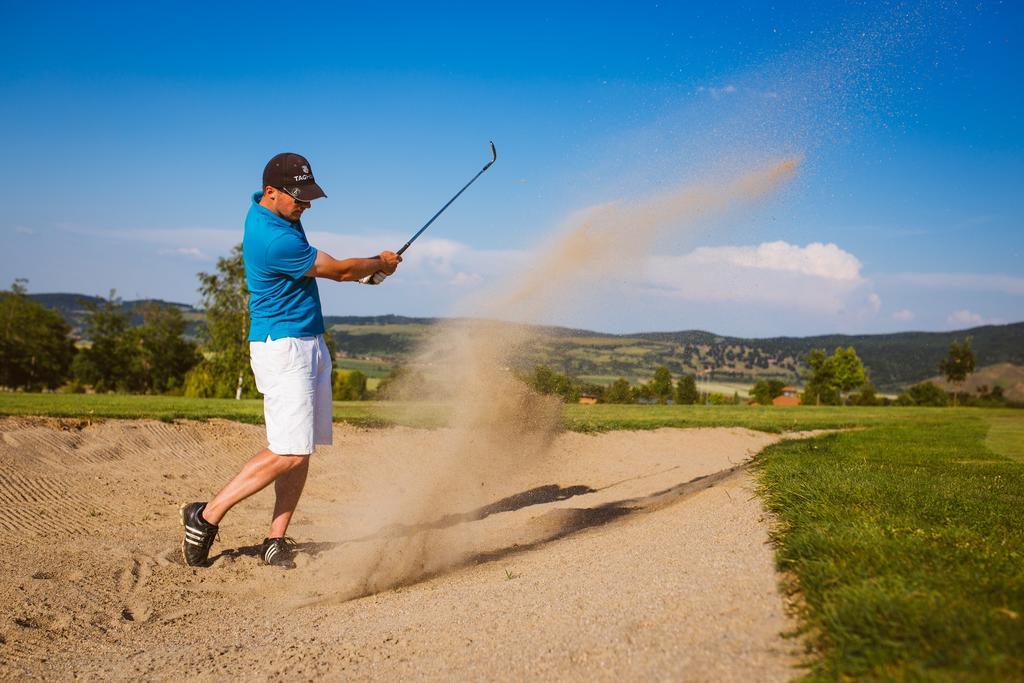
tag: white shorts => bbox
[250,334,333,455]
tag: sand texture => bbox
[0,417,804,680]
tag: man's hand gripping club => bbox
[357,251,401,285]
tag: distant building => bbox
[578,395,598,405]
[772,386,801,406]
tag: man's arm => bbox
[303,250,401,282]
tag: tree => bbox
[801,347,867,406]
[525,365,581,403]
[751,379,786,406]
[605,377,634,404]
[72,291,134,392]
[129,302,201,394]
[634,382,655,403]
[832,346,868,403]
[323,330,339,367]
[0,280,76,390]
[675,374,699,405]
[186,245,256,399]
[802,349,837,405]
[649,366,674,404]
[938,336,976,407]
[528,365,559,395]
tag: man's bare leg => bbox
[268,457,310,538]
[202,449,310,525]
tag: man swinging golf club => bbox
[180,152,401,569]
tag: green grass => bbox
[3,393,1020,436]
[561,403,1005,433]
[576,374,625,385]
[0,393,446,428]
[334,357,394,378]
[755,415,1024,680]
[702,381,752,397]
[985,415,1024,462]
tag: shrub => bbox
[334,369,368,401]
[849,383,881,406]
[896,381,948,407]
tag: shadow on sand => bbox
[273,461,748,604]
[210,482,597,565]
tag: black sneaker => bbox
[261,537,297,569]
[180,502,218,567]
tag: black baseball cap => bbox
[262,152,327,202]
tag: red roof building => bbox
[772,386,801,406]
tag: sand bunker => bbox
[0,417,807,680]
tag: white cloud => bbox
[159,246,208,260]
[642,241,877,316]
[680,241,864,281]
[891,308,914,322]
[893,272,1024,296]
[15,226,34,235]
[449,272,483,287]
[946,309,1006,328]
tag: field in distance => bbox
[1,392,1017,434]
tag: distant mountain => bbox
[29,293,1024,391]
[29,293,203,339]
[324,317,1024,391]
[630,325,1024,391]
[926,363,1024,402]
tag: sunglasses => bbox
[276,188,311,206]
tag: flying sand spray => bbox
[300,155,803,604]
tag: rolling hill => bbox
[926,362,1024,402]
[326,316,1024,391]
[30,294,1024,391]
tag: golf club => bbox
[360,141,498,284]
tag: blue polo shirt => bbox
[243,192,324,341]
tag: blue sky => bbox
[1,1,1021,336]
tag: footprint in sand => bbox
[115,556,153,626]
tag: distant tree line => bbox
[1,280,199,394]
[0,256,383,401]
[1,255,1018,410]
[73,295,201,393]
[508,365,737,405]
[798,339,1014,407]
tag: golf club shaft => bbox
[396,142,497,256]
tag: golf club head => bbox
[483,141,497,171]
